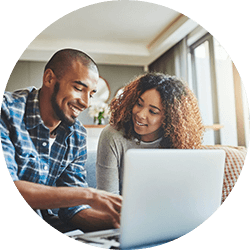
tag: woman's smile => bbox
[135,119,147,127]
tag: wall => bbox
[5,60,144,125]
[6,61,46,91]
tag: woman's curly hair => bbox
[109,72,205,149]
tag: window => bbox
[188,32,240,146]
[188,34,219,145]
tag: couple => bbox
[0,48,204,233]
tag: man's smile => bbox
[69,103,83,117]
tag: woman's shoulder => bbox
[98,124,129,153]
[100,124,124,141]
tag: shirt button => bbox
[42,142,47,147]
[44,165,48,171]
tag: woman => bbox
[96,72,205,194]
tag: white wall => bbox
[6,60,144,125]
[6,61,45,91]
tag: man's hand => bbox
[66,188,123,232]
[87,188,122,228]
[69,207,120,232]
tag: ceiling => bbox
[20,1,198,66]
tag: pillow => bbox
[201,145,247,203]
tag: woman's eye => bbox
[137,101,142,107]
[150,110,157,115]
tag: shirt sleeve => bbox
[96,126,120,194]
[56,140,91,223]
[0,99,19,181]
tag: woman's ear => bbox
[43,69,56,88]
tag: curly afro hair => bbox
[109,72,205,149]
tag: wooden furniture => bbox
[84,124,224,149]
[204,124,224,131]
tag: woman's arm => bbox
[96,164,119,194]
[96,126,120,194]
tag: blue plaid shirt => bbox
[1,87,90,222]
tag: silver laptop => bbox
[72,149,225,249]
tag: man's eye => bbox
[74,86,82,91]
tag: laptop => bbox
[71,149,225,249]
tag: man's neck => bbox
[39,87,61,134]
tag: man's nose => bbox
[78,92,89,109]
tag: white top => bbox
[49,137,56,153]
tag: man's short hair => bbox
[44,48,98,79]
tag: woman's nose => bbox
[137,108,147,119]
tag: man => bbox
[0,48,122,233]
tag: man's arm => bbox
[15,180,122,228]
[15,180,85,209]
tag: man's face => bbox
[51,61,98,126]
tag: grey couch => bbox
[85,150,97,188]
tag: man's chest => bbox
[12,123,73,185]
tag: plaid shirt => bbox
[0,87,90,222]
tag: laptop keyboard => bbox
[72,230,120,249]
[102,234,120,242]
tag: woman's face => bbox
[132,88,164,142]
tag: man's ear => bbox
[43,69,56,87]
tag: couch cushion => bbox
[201,145,247,203]
[85,150,97,188]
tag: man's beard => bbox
[51,81,76,126]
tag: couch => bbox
[85,150,98,188]
[201,145,247,203]
[85,145,247,203]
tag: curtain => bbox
[149,37,188,82]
